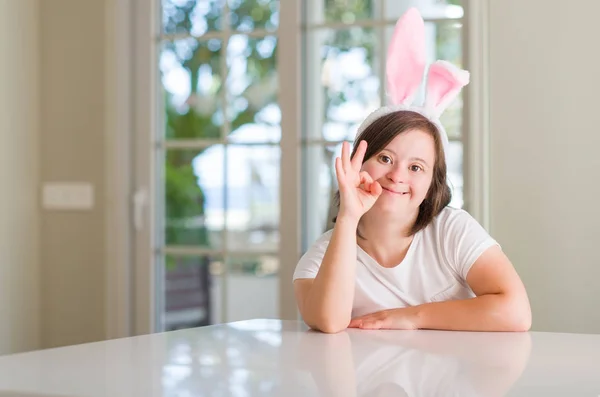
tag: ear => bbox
[386,7,427,106]
[424,60,470,118]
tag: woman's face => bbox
[360,129,436,215]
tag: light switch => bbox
[42,182,94,210]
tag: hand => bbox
[348,308,420,330]
[335,140,382,222]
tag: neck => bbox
[359,208,418,241]
[356,208,419,267]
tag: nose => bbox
[386,164,407,184]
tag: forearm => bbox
[412,293,531,332]
[303,217,359,333]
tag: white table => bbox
[0,319,599,396]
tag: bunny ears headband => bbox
[356,7,470,160]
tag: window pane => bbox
[162,0,224,36]
[228,0,279,32]
[225,255,279,322]
[160,38,224,140]
[164,148,225,248]
[305,28,381,142]
[383,0,463,20]
[301,143,343,250]
[305,0,375,24]
[434,22,462,65]
[226,35,280,144]
[447,141,463,208]
[226,145,280,251]
[434,22,463,140]
[162,254,221,331]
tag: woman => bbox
[292,8,531,334]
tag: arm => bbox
[413,245,531,331]
[294,216,359,333]
[295,140,381,333]
[350,245,532,332]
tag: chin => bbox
[376,202,409,214]
[376,198,422,215]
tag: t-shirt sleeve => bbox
[292,231,333,281]
[442,209,500,281]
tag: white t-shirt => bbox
[292,206,499,318]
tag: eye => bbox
[410,164,423,172]
[378,154,392,164]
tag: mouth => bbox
[383,187,409,196]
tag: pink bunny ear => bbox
[386,7,426,106]
[424,60,470,118]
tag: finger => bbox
[361,320,383,330]
[358,171,373,192]
[370,180,382,196]
[334,157,346,189]
[359,171,374,185]
[348,319,360,328]
[351,140,367,172]
[341,141,352,173]
[359,171,376,194]
[359,321,372,329]
[350,315,368,324]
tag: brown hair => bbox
[332,110,451,236]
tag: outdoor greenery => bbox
[162,0,277,248]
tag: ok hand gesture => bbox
[335,140,382,222]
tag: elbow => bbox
[317,321,348,334]
[304,314,350,334]
[504,298,532,332]
[512,311,532,332]
[504,316,531,332]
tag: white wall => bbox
[489,0,600,333]
[0,0,41,354]
[0,0,108,355]
[39,0,107,348]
